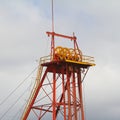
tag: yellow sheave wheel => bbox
[55,46,64,60]
[74,49,82,61]
[69,48,75,60]
[62,48,70,60]
[55,46,63,55]
[55,46,82,61]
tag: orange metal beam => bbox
[66,64,72,120]
[53,69,56,120]
[46,32,77,41]
[21,67,49,120]
[72,67,77,120]
[77,69,85,120]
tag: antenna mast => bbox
[50,0,55,58]
[52,0,54,32]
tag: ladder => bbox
[21,59,43,120]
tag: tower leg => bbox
[77,68,85,120]
[62,69,66,120]
[66,64,72,120]
[21,67,48,120]
[72,67,77,120]
[53,69,56,120]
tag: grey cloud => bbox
[0,0,120,120]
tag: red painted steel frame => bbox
[21,67,49,120]
[20,0,95,118]
[46,32,80,59]
[21,0,95,118]
[21,29,94,120]
[21,60,89,120]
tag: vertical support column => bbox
[62,68,66,120]
[66,64,72,120]
[53,68,56,120]
[77,68,85,120]
[72,67,77,120]
[51,34,55,60]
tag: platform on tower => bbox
[40,55,95,70]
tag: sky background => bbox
[0,0,120,120]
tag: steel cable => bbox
[0,66,38,107]
[0,85,32,120]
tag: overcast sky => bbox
[0,0,120,120]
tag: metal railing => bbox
[82,55,95,64]
[40,55,95,65]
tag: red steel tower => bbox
[20,31,95,120]
[20,1,95,120]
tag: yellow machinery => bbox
[54,46,82,61]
